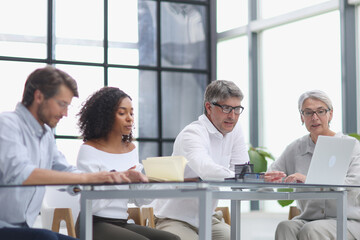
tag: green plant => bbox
[349,133,360,141]
[248,145,294,207]
[248,145,275,173]
[277,188,294,207]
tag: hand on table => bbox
[264,171,286,183]
[84,170,148,184]
[265,171,306,183]
[283,173,306,183]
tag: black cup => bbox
[235,163,254,179]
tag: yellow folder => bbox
[142,156,188,182]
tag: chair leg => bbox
[141,207,155,228]
[52,208,76,238]
[128,207,142,226]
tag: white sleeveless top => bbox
[77,144,139,219]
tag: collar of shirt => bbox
[15,102,48,138]
[301,134,316,156]
[198,114,224,139]
[301,132,344,156]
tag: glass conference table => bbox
[78,180,355,240]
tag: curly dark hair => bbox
[77,87,133,142]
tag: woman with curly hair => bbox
[75,87,180,240]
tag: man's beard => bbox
[37,101,57,128]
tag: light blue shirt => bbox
[0,103,77,228]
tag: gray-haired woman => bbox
[265,90,360,240]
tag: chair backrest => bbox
[41,186,80,230]
[288,206,301,220]
[215,206,231,225]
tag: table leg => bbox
[231,199,241,240]
[198,189,213,240]
[80,193,92,240]
[336,190,347,240]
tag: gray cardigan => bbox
[268,133,360,235]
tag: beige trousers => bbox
[275,219,358,240]
[155,211,230,240]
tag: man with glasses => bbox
[0,66,147,240]
[152,80,249,240]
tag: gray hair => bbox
[204,80,244,114]
[298,90,333,112]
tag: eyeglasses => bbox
[54,99,71,110]
[212,102,244,115]
[301,108,330,118]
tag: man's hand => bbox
[83,171,129,183]
[23,168,148,185]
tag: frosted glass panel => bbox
[161,2,207,69]
[161,72,207,138]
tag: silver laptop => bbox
[305,135,356,185]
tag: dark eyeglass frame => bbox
[300,108,331,118]
[212,102,244,115]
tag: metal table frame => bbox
[80,183,213,240]
[213,189,347,240]
[79,182,349,240]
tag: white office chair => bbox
[40,186,80,237]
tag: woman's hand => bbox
[81,171,129,183]
[124,169,149,183]
[82,170,148,184]
[265,171,286,182]
[283,173,306,183]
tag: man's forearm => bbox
[22,168,86,185]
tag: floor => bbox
[33,211,287,240]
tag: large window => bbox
[261,11,342,158]
[216,0,358,214]
[216,0,247,32]
[0,0,211,166]
[259,0,330,19]
[217,37,249,142]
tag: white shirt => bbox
[152,114,249,228]
[77,144,147,219]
